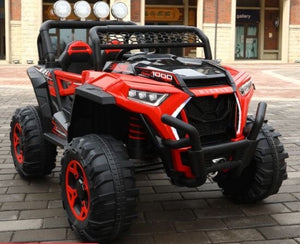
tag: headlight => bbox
[93,1,110,19]
[239,80,253,96]
[74,1,91,20]
[128,89,168,106]
[53,0,72,20]
[111,2,128,20]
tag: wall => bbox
[289,0,300,62]
[9,0,41,64]
[202,0,235,62]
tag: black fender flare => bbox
[68,84,118,141]
[27,66,53,130]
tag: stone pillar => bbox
[20,0,42,64]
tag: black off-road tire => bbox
[10,106,57,177]
[61,134,138,243]
[214,120,288,203]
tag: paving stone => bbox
[0,232,13,242]
[0,187,7,194]
[0,168,17,174]
[206,198,240,208]
[66,228,79,241]
[153,185,197,193]
[181,190,224,199]
[0,193,25,202]
[7,185,50,194]
[272,212,300,225]
[258,225,300,239]
[195,207,245,219]
[43,216,70,228]
[162,199,208,210]
[241,203,291,216]
[224,215,277,228]
[48,200,63,209]
[137,202,163,212]
[243,240,297,244]
[112,235,154,244]
[136,180,171,187]
[207,229,264,243]
[147,173,169,180]
[285,201,300,211]
[25,192,61,201]
[0,210,19,220]
[139,192,182,202]
[128,222,174,235]
[145,209,195,222]
[19,208,66,220]
[11,228,67,242]
[279,185,300,194]
[263,193,297,203]
[1,200,48,210]
[0,219,42,232]
[153,231,210,244]
[0,174,14,180]
[174,219,226,232]
[139,186,155,194]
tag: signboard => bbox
[236,10,260,23]
[145,7,183,22]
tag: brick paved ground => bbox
[0,63,300,243]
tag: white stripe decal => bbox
[171,97,192,140]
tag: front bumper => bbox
[161,102,267,186]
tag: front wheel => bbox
[61,134,138,243]
[214,121,288,203]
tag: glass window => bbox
[246,38,258,58]
[235,26,244,58]
[74,29,88,42]
[265,0,279,8]
[146,0,183,5]
[247,26,257,36]
[237,0,260,7]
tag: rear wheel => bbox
[214,121,288,203]
[10,106,57,177]
[61,134,138,243]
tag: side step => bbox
[44,132,67,148]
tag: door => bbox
[264,10,279,50]
[235,24,258,59]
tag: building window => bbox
[237,0,260,7]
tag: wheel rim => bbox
[65,160,90,221]
[13,123,24,164]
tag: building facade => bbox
[0,0,299,64]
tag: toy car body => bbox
[10,10,288,243]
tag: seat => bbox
[97,40,122,70]
[58,41,93,74]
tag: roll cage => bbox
[37,20,213,69]
[37,20,136,66]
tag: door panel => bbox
[264,10,279,50]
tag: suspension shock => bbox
[127,114,147,159]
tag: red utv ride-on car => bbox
[10,1,288,243]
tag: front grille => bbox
[183,76,227,88]
[182,94,237,146]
